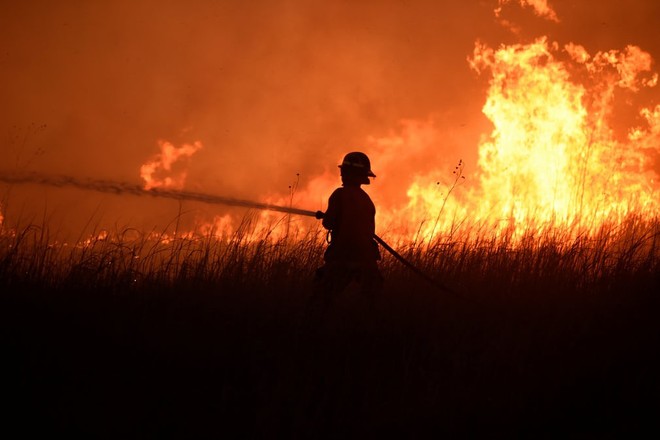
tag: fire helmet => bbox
[338,152,376,180]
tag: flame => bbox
[77,230,109,249]
[199,213,235,240]
[140,140,203,190]
[392,37,658,241]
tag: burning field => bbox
[1,0,659,437]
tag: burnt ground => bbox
[2,277,659,438]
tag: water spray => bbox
[0,171,318,217]
[0,170,453,292]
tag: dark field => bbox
[2,219,659,438]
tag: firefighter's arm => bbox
[320,191,340,230]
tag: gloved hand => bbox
[315,210,324,219]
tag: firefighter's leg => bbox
[358,265,383,308]
[308,263,352,312]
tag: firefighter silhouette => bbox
[312,152,383,306]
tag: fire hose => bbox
[1,170,453,292]
[311,210,453,293]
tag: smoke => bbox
[0,171,317,217]
[495,0,559,23]
[0,2,496,177]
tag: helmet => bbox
[338,152,376,178]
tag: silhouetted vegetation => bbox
[2,216,659,437]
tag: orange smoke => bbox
[495,0,559,23]
[140,140,203,190]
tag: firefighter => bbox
[311,152,383,307]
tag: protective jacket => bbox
[322,186,380,264]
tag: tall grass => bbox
[2,213,657,295]
[2,213,658,437]
[0,213,324,291]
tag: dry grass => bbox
[1,214,659,437]
[2,213,657,295]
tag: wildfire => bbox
[394,38,659,241]
[134,6,659,245]
[140,140,203,190]
[473,38,657,229]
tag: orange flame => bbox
[383,38,658,241]
[140,140,203,190]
